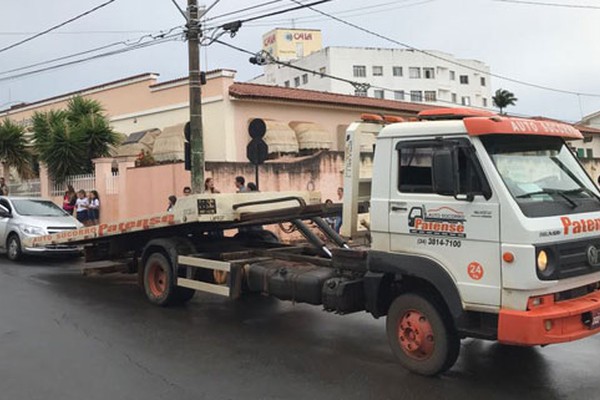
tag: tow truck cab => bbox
[345,108,600,349]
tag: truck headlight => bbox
[20,224,46,236]
[537,250,548,272]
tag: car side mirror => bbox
[432,148,460,197]
[0,205,11,218]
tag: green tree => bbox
[33,96,120,183]
[0,118,33,180]
[492,89,518,114]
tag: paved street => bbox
[0,257,598,400]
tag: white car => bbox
[0,196,83,261]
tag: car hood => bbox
[16,215,81,229]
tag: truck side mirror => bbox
[432,148,460,197]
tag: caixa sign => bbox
[284,32,313,41]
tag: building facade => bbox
[251,29,493,109]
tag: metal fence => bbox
[7,179,41,197]
[51,173,96,196]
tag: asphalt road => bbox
[0,257,598,400]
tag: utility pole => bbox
[187,0,204,193]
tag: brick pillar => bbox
[117,157,137,220]
[92,158,114,197]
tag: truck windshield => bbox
[481,135,600,217]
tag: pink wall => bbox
[125,163,191,218]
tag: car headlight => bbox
[19,224,46,236]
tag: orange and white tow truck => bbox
[24,109,600,376]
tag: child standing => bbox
[88,190,100,225]
[75,190,89,225]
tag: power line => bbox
[0,30,155,36]
[0,0,118,54]
[204,0,285,21]
[493,0,600,9]
[0,26,184,77]
[240,0,436,27]
[0,33,181,84]
[237,0,332,24]
[169,0,188,20]
[288,0,600,98]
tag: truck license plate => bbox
[585,309,600,330]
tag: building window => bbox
[393,66,403,77]
[394,90,405,101]
[459,75,469,84]
[577,148,585,158]
[302,74,308,84]
[424,91,437,102]
[450,71,456,81]
[461,96,471,106]
[587,149,594,159]
[480,77,486,86]
[373,90,385,99]
[451,93,457,103]
[353,65,366,77]
[284,80,290,88]
[409,67,421,79]
[423,68,435,79]
[294,77,300,87]
[373,66,383,76]
[410,90,423,102]
[319,67,326,77]
[355,89,368,97]
[483,98,488,107]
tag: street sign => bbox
[246,139,268,165]
[248,118,267,139]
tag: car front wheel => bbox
[7,234,22,262]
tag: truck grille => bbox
[538,238,600,280]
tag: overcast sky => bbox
[1,0,599,122]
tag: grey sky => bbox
[1,0,599,122]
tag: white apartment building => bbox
[251,29,493,108]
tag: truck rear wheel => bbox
[143,253,195,306]
[386,293,459,376]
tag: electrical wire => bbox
[0,0,118,54]
[0,30,155,36]
[0,33,182,84]
[204,0,286,22]
[0,26,184,77]
[238,0,332,24]
[287,0,600,98]
[493,0,600,9]
[239,0,435,27]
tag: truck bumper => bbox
[498,290,600,346]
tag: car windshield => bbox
[12,199,68,217]
[481,135,600,218]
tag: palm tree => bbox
[492,89,518,115]
[0,119,33,180]
[33,96,120,183]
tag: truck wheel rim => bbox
[398,309,435,360]
[148,263,167,297]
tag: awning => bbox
[116,128,161,157]
[152,123,186,162]
[289,121,331,150]
[262,119,299,154]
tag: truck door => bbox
[388,138,501,308]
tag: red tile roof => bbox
[228,82,441,115]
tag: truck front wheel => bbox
[386,293,459,376]
[143,253,195,306]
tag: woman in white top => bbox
[88,190,100,225]
[75,190,89,225]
